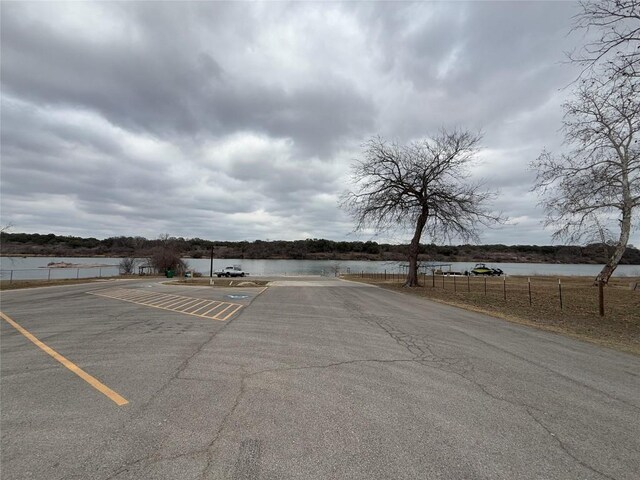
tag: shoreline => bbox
[2,253,638,266]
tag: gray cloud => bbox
[2,1,635,246]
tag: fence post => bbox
[467,275,470,292]
[432,270,435,288]
[385,269,387,280]
[558,279,563,310]
[528,277,532,306]
[99,268,102,278]
[503,276,506,300]
[10,270,13,283]
[454,275,457,292]
[48,269,51,281]
[484,276,487,295]
[598,279,605,316]
[442,272,445,288]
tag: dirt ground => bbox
[344,273,640,355]
[0,276,164,291]
[167,278,270,287]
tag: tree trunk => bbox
[596,205,632,284]
[405,209,428,287]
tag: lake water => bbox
[1,256,639,280]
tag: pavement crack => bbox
[250,358,415,376]
[97,311,247,480]
[197,357,415,479]
[201,374,248,479]
[102,449,209,480]
[526,408,618,480]
[133,312,242,417]
[454,329,640,412]
[367,316,474,376]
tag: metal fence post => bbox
[467,275,470,292]
[453,275,456,292]
[10,270,13,283]
[484,276,487,295]
[558,279,563,310]
[77,268,80,279]
[528,277,532,306]
[503,276,506,300]
[432,270,435,288]
[48,269,51,281]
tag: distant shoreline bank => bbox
[2,253,638,266]
[2,232,639,266]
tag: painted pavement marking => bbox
[0,311,128,406]
[87,288,244,321]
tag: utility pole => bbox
[209,245,214,278]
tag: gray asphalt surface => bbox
[1,276,638,479]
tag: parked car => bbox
[215,266,246,278]
[470,263,504,276]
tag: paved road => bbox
[1,277,638,479]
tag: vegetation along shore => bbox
[2,232,639,265]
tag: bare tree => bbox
[341,130,502,287]
[532,74,639,283]
[148,234,188,275]
[570,0,640,80]
[119,257,138,275]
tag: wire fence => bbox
[353,271,640,317]
[0,266,122,282]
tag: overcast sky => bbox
[2,1,633,245]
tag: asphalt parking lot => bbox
[1,277,639,479]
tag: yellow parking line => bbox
[137,294,173,306]
[87,290,242,322]
[201,303,226,316]
[182,299,210,313]
[137,292,168,302]
[190,301,217,315]
[0,311,128,406]
[162,297,196,309]
[147,295,183,307]
[98,290,126,299]
[132,293,160,302]
[116,291,150,301]
[212,303,234,318]
[108,288,142,297]
[171,298,203,310]
[147,296,184,308]
[219,304,243,321]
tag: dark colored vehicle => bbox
[470,263,504,276]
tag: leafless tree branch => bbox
[341,129,504,287]
[531,74,639,283]
[569,0,640,81]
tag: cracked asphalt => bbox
[1,276,639,479]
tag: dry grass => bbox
[0,275,164,291]
[344,274,640,355]
[167,278,270,287]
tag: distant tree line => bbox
[1,232,639,265]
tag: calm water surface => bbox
[1,256,639,280]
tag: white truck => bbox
[215,266,246,277]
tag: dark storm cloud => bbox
[356,1,579,141]
[4,1,626,245]
[1,2,374,157]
